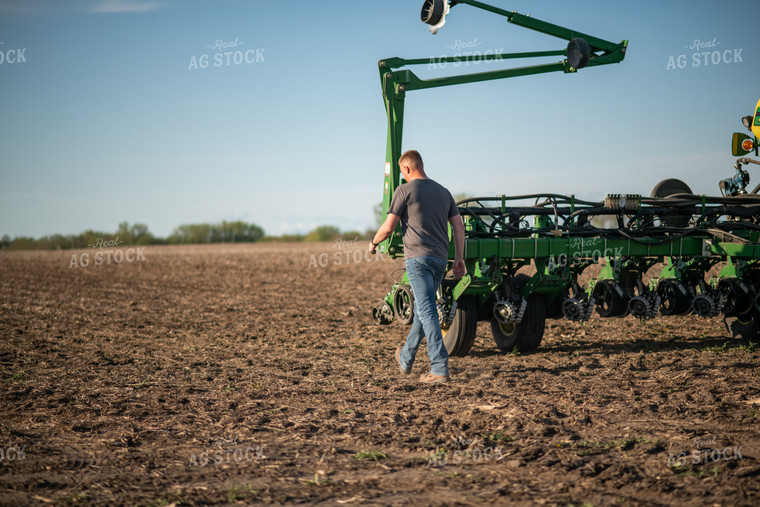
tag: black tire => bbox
[393,284,415,326]
[651,178,694,228]
[441,296,478,357]
[491,295,546,353]
[656,279,692,316]
[717,278,753,317]
[651,178,693,198]
[544,293,565,320]
[421,0,445,25]
[442,296,478,357]
[724,310,760,340]
[593,279,629,317]
[567,38,591,69]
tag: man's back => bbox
[388,178,458,260]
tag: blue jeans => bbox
[399,256,449,376]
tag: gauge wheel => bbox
[393,284,415,326]
[593,279,629,318]
[491,295,546,353]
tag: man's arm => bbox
[449,214,466,279]
[368,213,400,254]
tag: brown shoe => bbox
[419,372,450,384]
[396,346,411,375]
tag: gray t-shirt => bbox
[388,178,460,260]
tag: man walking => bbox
[369,150,466,383]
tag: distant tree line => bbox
[1,221,374,251]
[1,222,158,251]
[168,221,264,245]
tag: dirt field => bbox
[1,242,759,506]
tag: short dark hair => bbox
[399,150,424,171]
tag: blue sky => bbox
[1,0,758,238]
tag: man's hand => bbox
[452,259,466,279]
[449,215,466,279]
[369,213,400,257]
